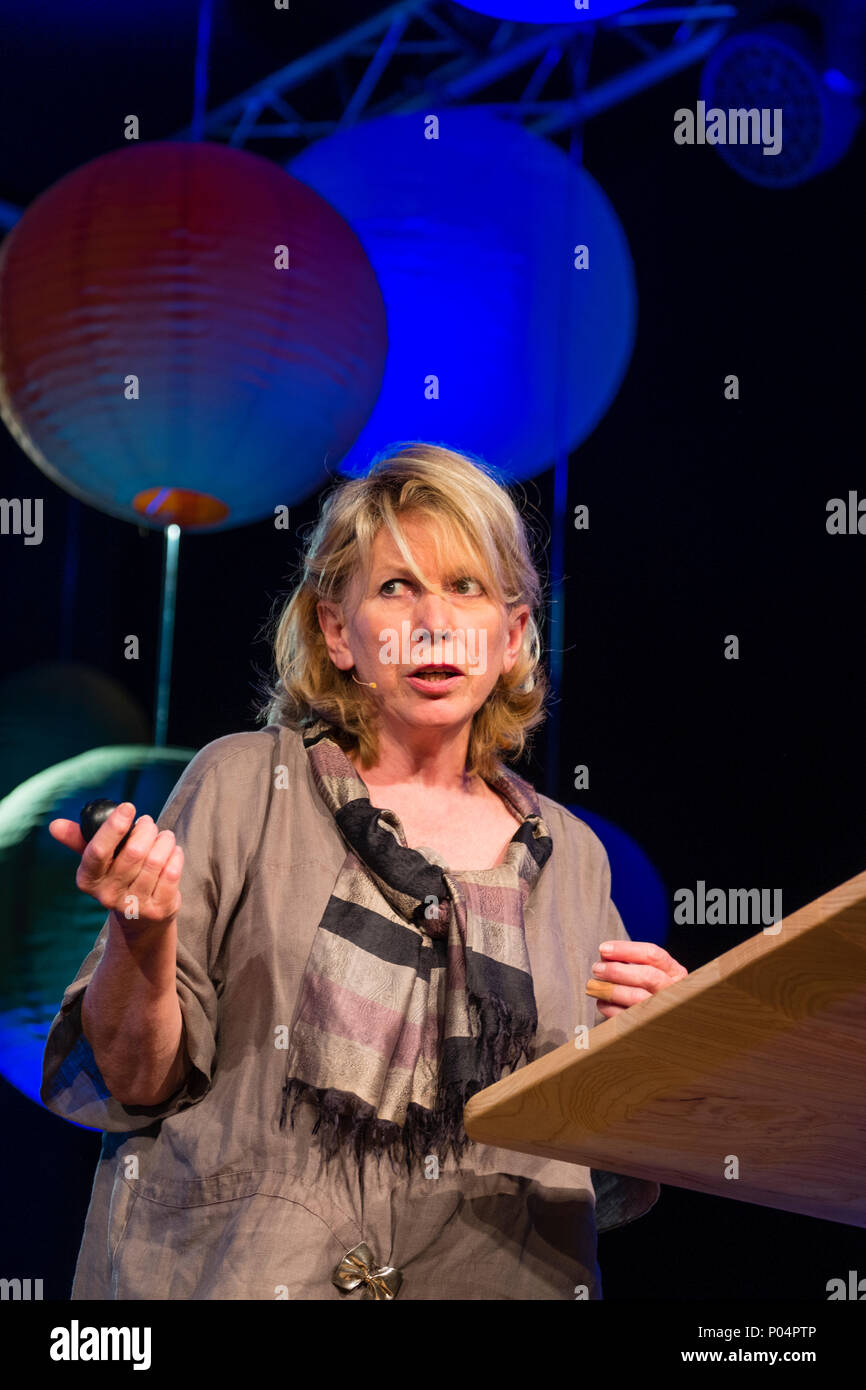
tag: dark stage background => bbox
[0,0,864,1301]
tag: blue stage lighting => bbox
[699,21,862,186]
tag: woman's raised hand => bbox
[49,801,184,928]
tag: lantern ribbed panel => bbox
[0,141,387,529]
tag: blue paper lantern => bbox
[290,108,636,482]
[568,805,669,946]
[454,1,650,22]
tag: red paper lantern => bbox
[0,141,388,530]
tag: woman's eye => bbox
[379,576,484,596]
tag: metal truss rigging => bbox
[0,2,735,230]
[178,1,736,146]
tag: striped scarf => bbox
[279,717,554,1174]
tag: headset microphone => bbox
[351,673,378,688]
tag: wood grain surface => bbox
[464,868,866,1226]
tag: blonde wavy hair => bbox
[254,442,550,781]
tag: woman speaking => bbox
[42,442,686,1300]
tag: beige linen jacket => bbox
[41,723,659,1300]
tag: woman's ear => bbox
[502,604,530,673]
[317,599,354,672]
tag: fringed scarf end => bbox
[280,989,535,1174]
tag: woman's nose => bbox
[411,591,455,635]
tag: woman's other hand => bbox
[588,940,688,1018]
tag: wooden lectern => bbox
[464,869,866,1227]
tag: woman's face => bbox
[317,514,529,747]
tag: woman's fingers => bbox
[48,818,87,854]
[106,815,161,895]
[76,802,137,888]
[153,845,184,921]
[588,940,690,1013]
[595,1001,628,1018]
[120,826,179,909]
[593,982,654,1009]
[112,824,184,923]
[73,806,184,925]
[591,959,672,993]
[599,939,688,982]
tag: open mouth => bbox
[408,665,462,683]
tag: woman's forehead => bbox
[368,517,476,569]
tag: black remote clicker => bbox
[79,799,135,860]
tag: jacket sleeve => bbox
[39,733,272,1132]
